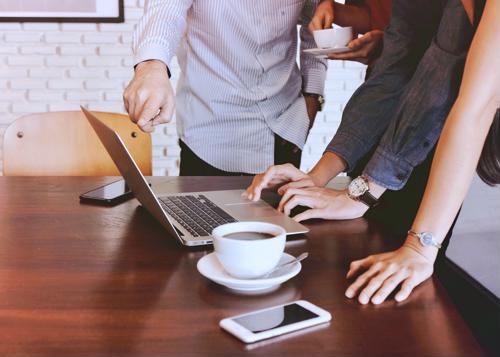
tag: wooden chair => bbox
[3,111,152,176]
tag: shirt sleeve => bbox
[299,0,328,95]
[324,0,441,171]
[362,0,474,190]
[133,0,194,67]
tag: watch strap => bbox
[303,93,325,112]
[359,191,379,208]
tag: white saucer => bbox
[303,46,352,58]
[197,252,301,292]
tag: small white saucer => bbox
[197,252,301,293]
[303,46,352,58]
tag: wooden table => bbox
[0,176,485,356]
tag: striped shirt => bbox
[133,0,327,173]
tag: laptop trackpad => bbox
[223,201,281,219]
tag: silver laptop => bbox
[81,107,309,246]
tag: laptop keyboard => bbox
[159,195,237,237]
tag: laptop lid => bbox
[81,107,183,243]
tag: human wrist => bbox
[303,92,324,112]
[135,60,171,77]
[309,152,346,186]
[309,171,329,187]
[366,178,386,199]
[403,235,439,262]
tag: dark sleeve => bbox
[362,0,474,190]
[324,0,442,172]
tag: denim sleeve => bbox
[325,0,441,171]
[363,0,473,190]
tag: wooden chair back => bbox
[3,111,152,176]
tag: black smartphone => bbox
[79,179,133,205]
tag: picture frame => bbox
[0,0,124,23]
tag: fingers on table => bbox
[371,269,410,304]
[346,261,418,304]
[395,276,418,302]
[346,256,374,279]
[356,264,401,305]
[345,260,382,298]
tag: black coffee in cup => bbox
[222,231,275,241]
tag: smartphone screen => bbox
[80,180,131,201]
[232,303,319,333]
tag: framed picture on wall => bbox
[0,0,124,23]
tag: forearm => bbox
[408,104,497,259]
[407,0,500,260]
[308,152,347,186]
[333,2,371,34]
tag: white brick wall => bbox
[0,0,366,176]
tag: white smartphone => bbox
[219,300,332,343]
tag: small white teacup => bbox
[212,221,286,279]
[313,26,353,48]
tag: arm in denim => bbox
[133,0,194,67]
[300,0,328,95]
[363,0,475,190]
[325,0,441,171]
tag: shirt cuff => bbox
[301,68,327,96]
[362,147,414,190]
[133,43,174,68]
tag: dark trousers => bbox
[179,135,301,176]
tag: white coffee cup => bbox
[313,26,353,48]
[212,221,286,279]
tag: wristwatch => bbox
[408,230,442,249]
[347,175,379,208]
[303,93,325,112]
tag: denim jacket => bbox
[325,0,476,190]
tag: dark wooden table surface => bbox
[0,176,485,356]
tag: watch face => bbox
[348,177,368,197]
[420,232,434,246]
